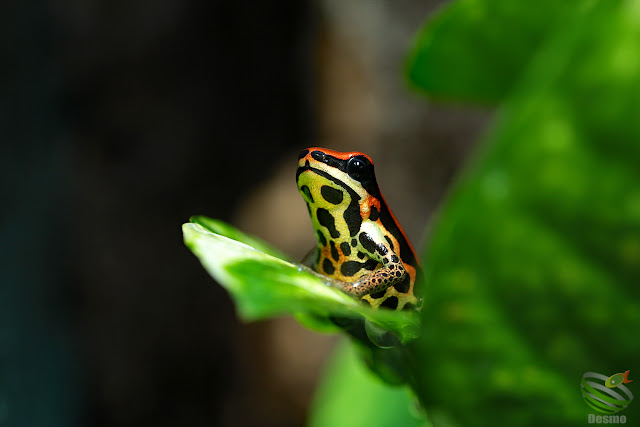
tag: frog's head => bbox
[296,147,379,206]
[296,147,380,240]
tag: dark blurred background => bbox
[1,1,485,426]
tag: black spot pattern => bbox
[341,261,362,277]
[351,239,357,247]
[330,240,339,261]
[377,201,421,272]
[341,259,379,277]
[323,258,335,275]
[370,290,386,299]
[296,159,362,237]
[384,235,395,251]
[381,296,398,310]
[340,242,351,257]
[393,275,410,293]
[390,255,399,263]
[359,232,387,256]
[364,259,378,270]
[321,185,344,205]
[300,185,313,203]
[359,233,377,254]
[316,230,327,246]
[343,201,362,238]
[357,251,366,259]
[317,208,340,238]
[369,206,379,221]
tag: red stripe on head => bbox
[303,147,373,164]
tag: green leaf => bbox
[414,1,640,425]
[405,0,594,103]
[309,340,429,427]
[182,220,419,343]
[190,215,290,260]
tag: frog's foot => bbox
[293,261,398,301]
[338,276,394,298]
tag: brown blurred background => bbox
[1,1,486,426]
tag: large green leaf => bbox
[183,219,419,343]
[405,0,594,104]
[414,1,640,426]
[190,215,291,261]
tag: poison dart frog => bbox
[296,147,423,311]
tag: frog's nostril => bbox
[298,149,309,159]
[311,151,325,162]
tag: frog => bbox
[296,147,422,311]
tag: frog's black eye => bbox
[347,156,370,181]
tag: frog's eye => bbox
[347,156,370,181]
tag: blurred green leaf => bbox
[414,1,640,426]
[405,0,593,103]
[182,220,420,342]
[309,340,429,427]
